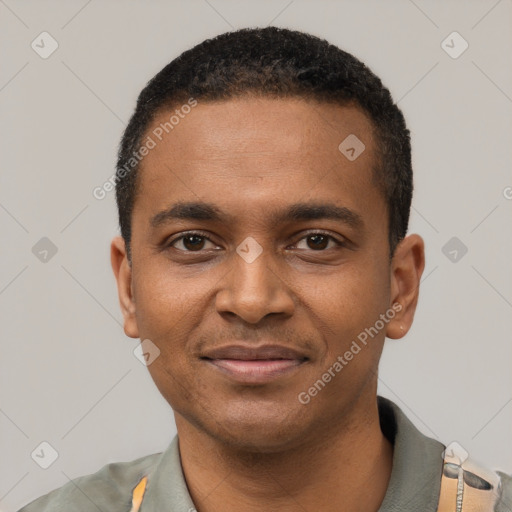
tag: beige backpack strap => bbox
[436,442,502,512]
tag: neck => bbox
[175,396,393,512]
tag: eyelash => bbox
[166,230,345,252]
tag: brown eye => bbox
[295,233,341,251]
[182,235,206,251]
[169,233,218,252]
[307,234,329,250]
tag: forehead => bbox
[134,97,382,225]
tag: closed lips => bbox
[200,344,309,361]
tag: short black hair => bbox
[116,26,412,261]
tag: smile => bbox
[200,343,309,384]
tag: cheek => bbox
[145,357,198,418]
[132,259,209,336]
[298,266,389,404]
[135,267,206,405]
[319,262,388,317]
[307,262,390,354]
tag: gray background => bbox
[1,0,511,509]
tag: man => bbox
[19,27,511,512]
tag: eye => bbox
[293,232,344,251]
[168,232,219,252]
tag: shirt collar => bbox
[377,396,444,511]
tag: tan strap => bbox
[436,443,502,512]
[129,475,148,512]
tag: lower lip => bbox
[205,359,304,383]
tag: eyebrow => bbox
[150,201,363,230]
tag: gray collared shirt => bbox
[18,396,512,511]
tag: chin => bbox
[198,402,313,453]
[215,427,305,454]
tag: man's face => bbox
[117,97,399,451]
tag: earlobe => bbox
[110,236,140,339]
[386,234,425,340]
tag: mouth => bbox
[200,344,309,384]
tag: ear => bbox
[386,234,425,339]
[111,236,139,339]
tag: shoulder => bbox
[17,452,161,512]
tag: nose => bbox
[215,246,295,324]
